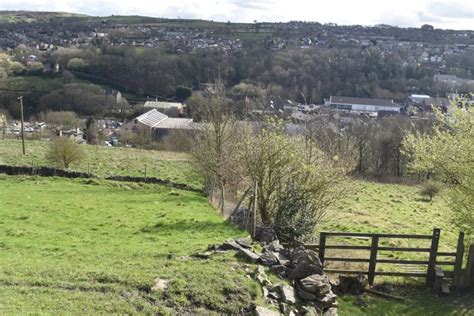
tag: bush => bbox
[420,181,440,201]
[67,58,89,71]
[274,186,317,245]
[46,137,86,169]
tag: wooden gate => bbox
[310,228,472,287]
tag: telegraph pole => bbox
[18,96,26,155]
[1,114,5,140]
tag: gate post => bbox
[426,228,441,287]
[368,235,379,285]
[319,232,327,265]
[467,244,474,288]
[453,232,465,289]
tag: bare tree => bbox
[192,86,241,213]
[42,111,82,131]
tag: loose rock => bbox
[260,250,280,266]
[337,274,368,295]
[151,278,169,291]
[220,238,243,251]
[299,274,331,295]
[238,248,260,263]
[295,281,317,301]
[256,226,277,244]
[323,307,338,316]
[316,291,338,309]
[254,306,280,316]
[236,237,253,249]
[269,264,287,277]
[288,248,323,280]
[275,284,296,304]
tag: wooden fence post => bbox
[467,244,474,288]
[319,232,327,265]
[252,181,257,239]
[453,232,465,289]
[426,228,441,287]
[368,235,379,285]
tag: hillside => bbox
[0,175,264,313]
[0,140,202,189]
[0,139,472,313]
[0,11,88,23]
[323,180,457,254]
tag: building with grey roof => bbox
[325,96,402,114]
[143,101,185,117]
[121,109,196,140]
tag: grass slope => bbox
[323,180,457,254]
[0,140,202,189]
[321,181,473,315]
[0,175,265,314]
[1,140,472,314]
[320,180,457,284]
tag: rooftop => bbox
[330,96,400,107]
[144,101,183,109]
[136,109,168,128]
[136,109,194,129]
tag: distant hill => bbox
[0,10,89,23]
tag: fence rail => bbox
[312,228,470,287]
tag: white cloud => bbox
[0,0,473,30]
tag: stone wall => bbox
[0,164,202,193]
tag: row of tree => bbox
[48,44,446,102]
[191,93,473,244]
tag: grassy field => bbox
[0,175,268,314]
[0,11,88,23]
[1,175,471,314]
[321,181,473,315]
[1,139,472,314]
[0,140,202,189]
[322,180,458,260]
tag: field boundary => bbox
[0,164,202,193]
[306,229,473,289]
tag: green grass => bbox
[1,140,472,314]
[322,180,457,251]
[0,175,267,314]
[319,180,459,282]
[339,289,474,316]
[0,140,202,189]
[319,181,473,315]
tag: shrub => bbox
[274,186,317,245]
[46,137,86,169]
[420,181,440,201]
[67,58,89,71]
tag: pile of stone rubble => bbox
[203,234,338,316]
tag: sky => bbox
[1,0,473,30]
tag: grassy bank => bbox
[0,139,202,189]
[0,175,264,314]
[1,139,471,314]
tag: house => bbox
[55,128,84,143]
[121,109,196,140]
[324,96,402,114]
[143,101,184,117]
